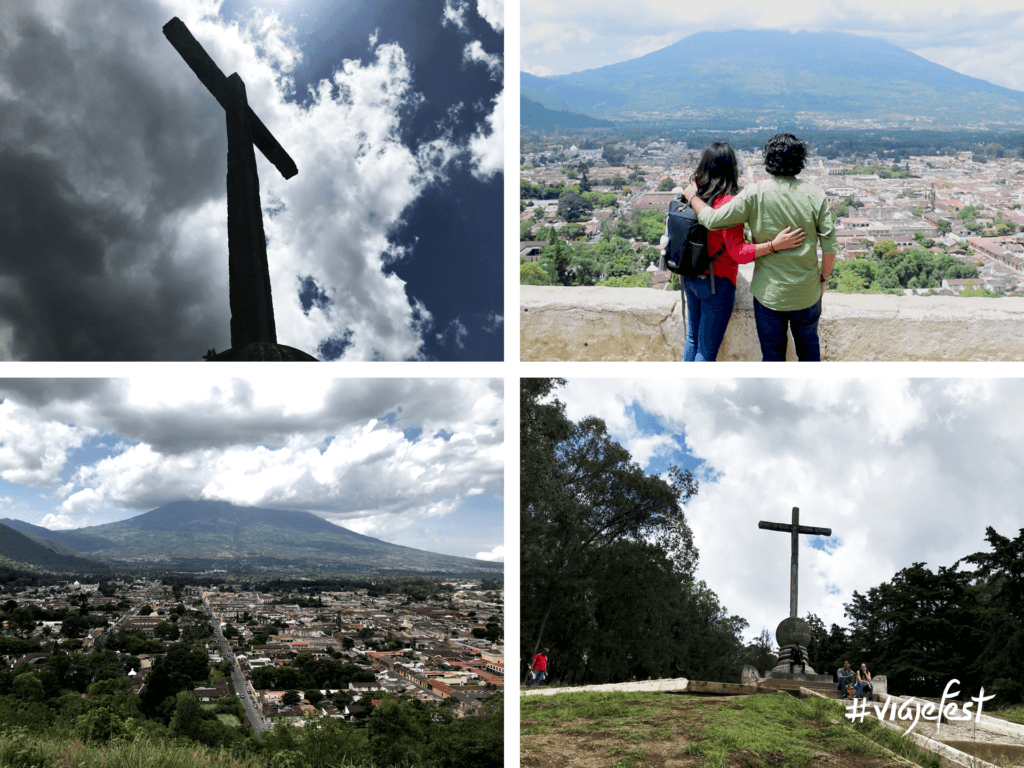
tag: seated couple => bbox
[677,133,839,362]
[837,661,873,700]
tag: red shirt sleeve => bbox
[713,195,756,265]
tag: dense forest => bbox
[807,526,1024,706]
[521,379,767,686]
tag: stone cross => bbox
[163,17,298,350]
[758,507,832,619]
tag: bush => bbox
[521,262,554,286]
[599,273,652,288]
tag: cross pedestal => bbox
[758,507,834,682]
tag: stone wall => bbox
[521,265,1024,361]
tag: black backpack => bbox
[662,197,726,291]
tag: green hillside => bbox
[0,523,107,572]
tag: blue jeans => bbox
[683,276,736,362]
[531,670,545,687]
[753,296,822,361]
[855,682,872,700]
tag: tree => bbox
[658,177,676,192]
[521,380,703,685]
[169,690,205,741]
[520,261,553,286]
[282,690,301,706]
[959,527,1024,703]
[154,620,180,641]
[577,162,592,193]
[305,689,324,705]
[844,562,981,697]
[557,191,593,223]
[367,700,430,768]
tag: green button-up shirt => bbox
[697,177,839,311]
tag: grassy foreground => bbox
[0,727,372,768]
[521,690,942,768]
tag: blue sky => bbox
[522,0,1024,92]
[0,0,502,360]
[0,378,504,561]
[555,378,1024,642]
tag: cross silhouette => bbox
[758,507,832,619]
[163,17,298,351]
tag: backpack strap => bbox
[708,244,726,294]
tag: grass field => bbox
[991,703,1024,725]
[521,690,942,768]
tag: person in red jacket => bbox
[530,648,548,687]
[675,142,804,361]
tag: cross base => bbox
[204,342,318,362]
[763,671,833,684]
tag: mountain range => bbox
[1,500,501,574]
[522,30,1024,126]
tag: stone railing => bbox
[521,265,1024,361]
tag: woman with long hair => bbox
[684,133,838,361]
[679,141,804,361]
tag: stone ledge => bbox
[521,677,689,696]
[521,266,1024,362]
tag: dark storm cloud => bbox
[0,2,232,360]
[0,378,503,455]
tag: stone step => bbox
[758,678,848,698]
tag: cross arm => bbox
[758,521,832,536]
[163,17,233,111]
[163,17,298,180]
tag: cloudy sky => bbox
[522,0,1024,91]
[0,378,504,561]
[0,0,502,361]
[551,377,1024,643]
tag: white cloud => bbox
[476,0,503,32]
[436,317,469,350]
[0,400,94,485]
[0,378,504,542]
[482,312,503,334]
[442,0,469,30]
[468,89,503,179]
[40,513,79,531]
[61,487,102,516]
[475,544,504,562]
[555,378,1024,643]
[463,40,502,79]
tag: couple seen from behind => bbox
[676,133,838,361]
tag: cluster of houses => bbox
[522,139,1024,294]
[2,578,503,730]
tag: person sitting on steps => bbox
[788,643,805,674]
[855,663,873,700]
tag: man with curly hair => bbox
[683,133,838,361]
